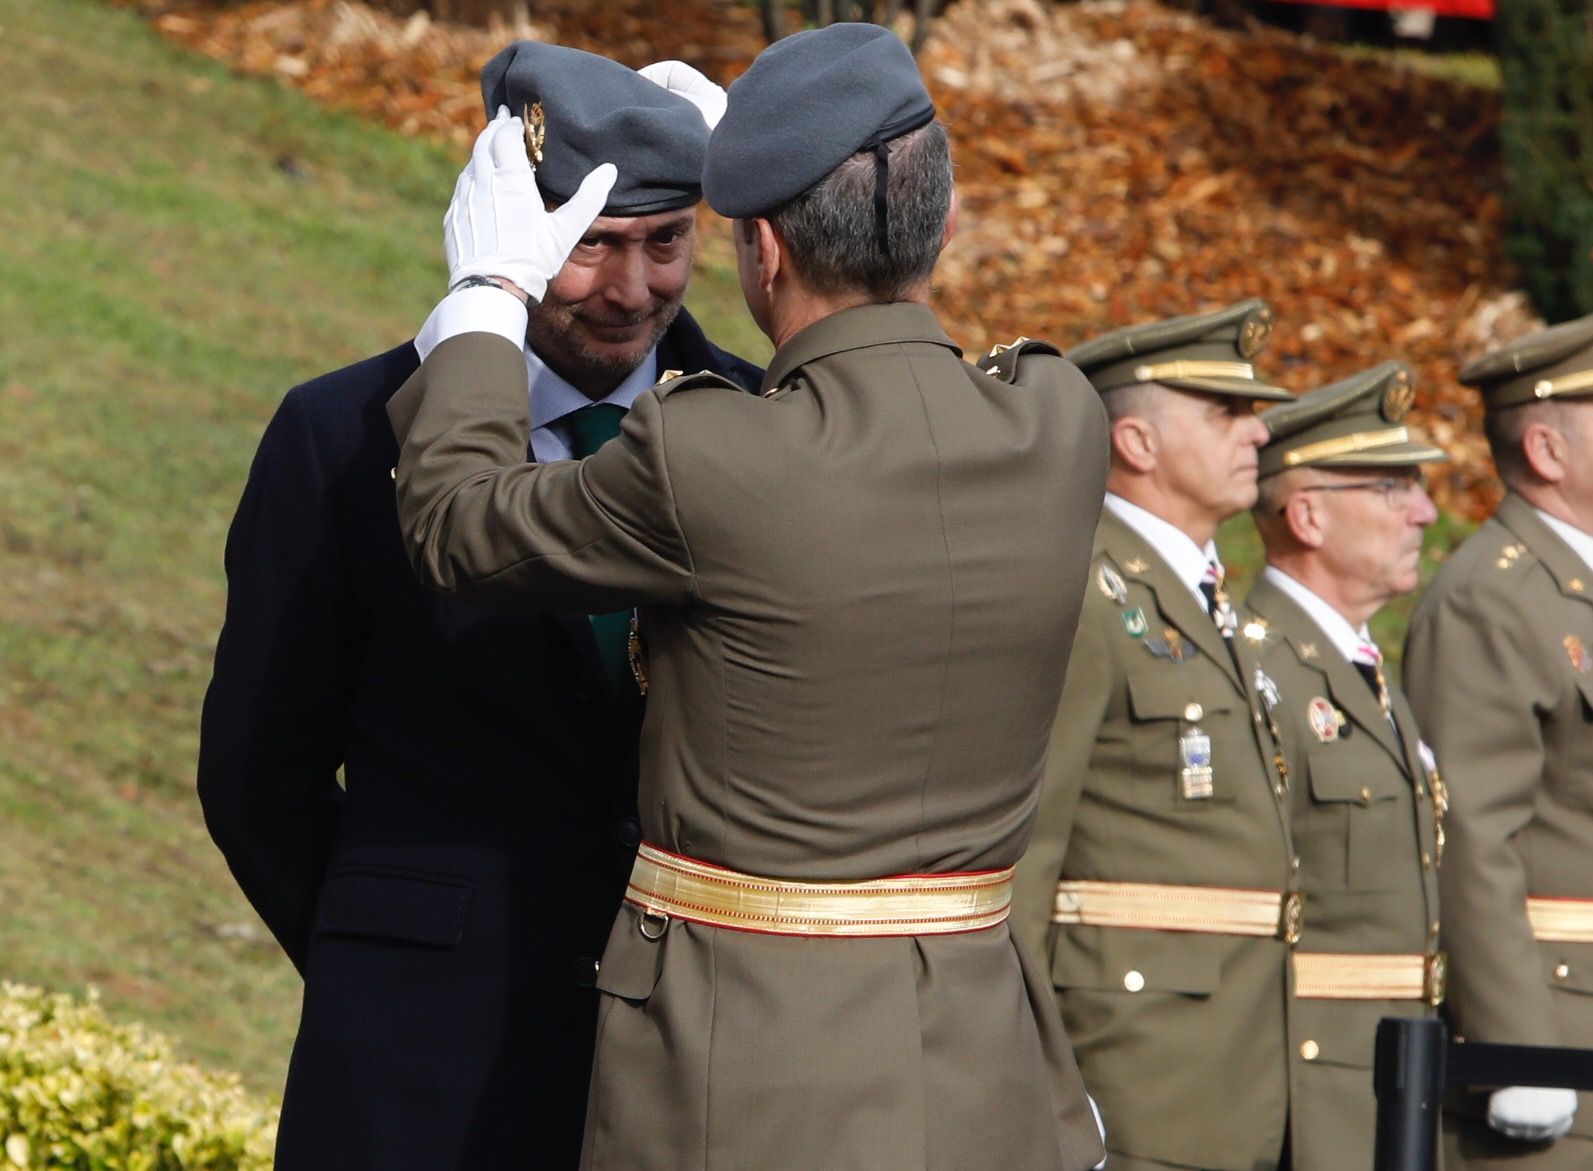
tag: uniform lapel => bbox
[1247,576,1404,767]
[1099,511,1242,691]
[1498,492,1593,612]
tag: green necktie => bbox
[566,404,634,695]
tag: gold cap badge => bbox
[524,102,546,165]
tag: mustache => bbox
[572,306,661,329]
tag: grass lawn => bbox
[0,0,760,1093]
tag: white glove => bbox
[638,60,727,130]
[443,106,617,304]
[1487,1086,1578,1142]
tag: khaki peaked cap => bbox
[1066,299,1293,401]
[1259,360,1448,478]
[1460,312,1593,410]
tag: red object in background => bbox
[1269,0,1495,16]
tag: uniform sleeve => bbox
[197,389,350,973]
[1012,599,1115,963]
[387,331,696,613]
[1404,583,1559,1046]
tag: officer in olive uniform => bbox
[390,25,1108,1171]
[1242,362,1448,1171]
[1012,301,1300,1171]
[1405,314,1593,1170]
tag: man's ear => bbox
[753,217,782,294]
[1110,415,1158,475]
[1521,419,1570,485]
[1281,489,1328,551]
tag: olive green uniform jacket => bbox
[1243,575,1442,1171]
[1012,510,1297,1171]
[1405,492,1593,1168]
[388,303,1110,1171]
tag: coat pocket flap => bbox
[1307,747,1399,803]
[1127,672,1234,721]
[1050,924,1222,995]
[313,868,473,947]
[595,904,667,1001]
[1543,945,1593,995]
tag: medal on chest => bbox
[1179,701,1214,800]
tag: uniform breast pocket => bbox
[1305,749,1405,892]
[1127,671,1237,807]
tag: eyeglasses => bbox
[1284,476,1426,513]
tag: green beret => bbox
[480,41,708,215]
[703,24,935,221]
[1259,361,1448,478]
[1066,300,1293,401]
[1459,312,1593,410]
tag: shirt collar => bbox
[1261,565,1370,662]
[1535,508,1593,575]
[525,342,659,430]
[1104,494,1220,603]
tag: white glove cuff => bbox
[414,285,528,362]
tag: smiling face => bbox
[527,207,697,398]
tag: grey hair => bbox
[1100,382,1166,427]
[766,121,953,301]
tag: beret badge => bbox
[523,102,547,165]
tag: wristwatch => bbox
[448,274,512,295]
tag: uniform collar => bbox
[759,302,961,394]
[1103,494,1219,606]
[526,342,659,431]
[1259,566,1370,663]
[1535,508,1593,575]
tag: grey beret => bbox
[481,41,708,215]
[703,23,936,220]
[1259,361,1447,478]
[1459,312,1593,410]
[1067,299,1293,401]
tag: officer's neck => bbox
[765,280,932,350]
[1514,480,1593,541]
[1264,551,1385,630]
[1106,475,1222,549]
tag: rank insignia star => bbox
[1300,642,1318,660]
[1123,558,1149,575]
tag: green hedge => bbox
[1497,0,1593,322]
[0,983,276,1170]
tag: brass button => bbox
[390,467,397,480]
[1555,963,1571,982]
[1184,703,1204,722]
[1273,784,1286,798]
[1359,787,1373,804]
[1123,970,1146,993]
[1430,920,1441,937]
[1422,852,1433,868]
[1291,856,1301,873]
[1301,1040,1320,1061]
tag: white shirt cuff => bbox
[414,285,529,362]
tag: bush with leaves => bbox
[0,983,276,1170]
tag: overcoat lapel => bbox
[1100,511,1242,691]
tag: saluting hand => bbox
[638,60,727,130]
[444,106,617,304]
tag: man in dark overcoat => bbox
[196,44,759,1169]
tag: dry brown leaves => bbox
[137,0,1532,517]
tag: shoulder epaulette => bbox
[654,369,746,399]
[975,337,1062,384]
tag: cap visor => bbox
[1160,375,1295,402]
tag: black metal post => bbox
[1373,1017,1447,1171]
